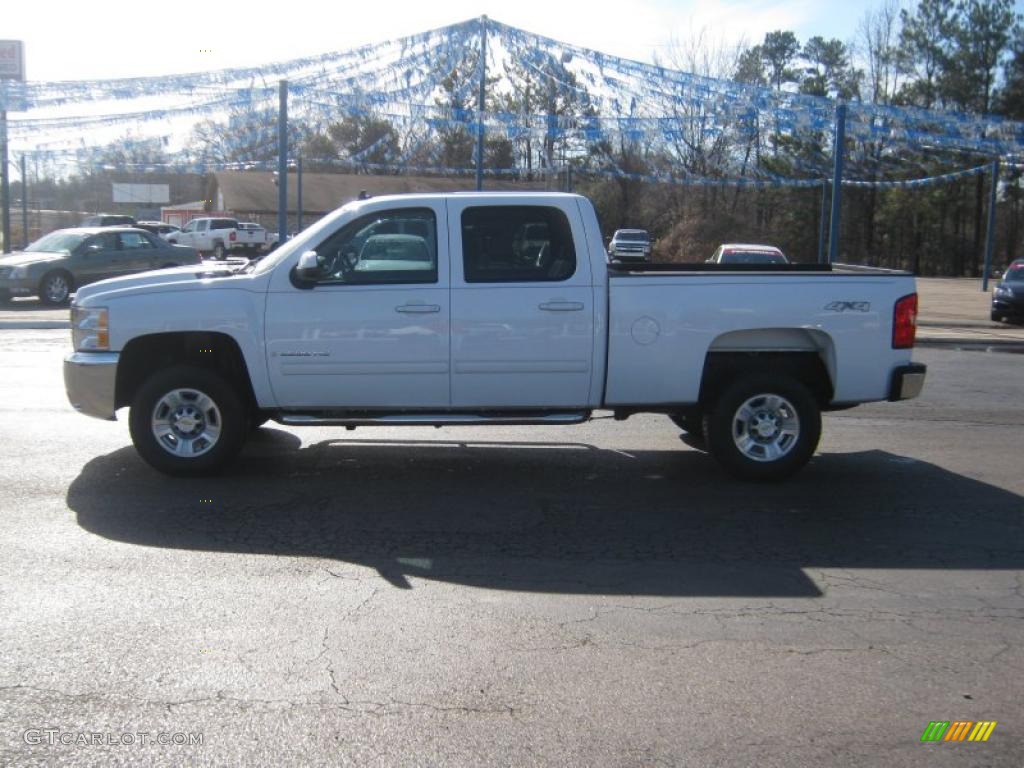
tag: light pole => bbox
[296,155,303,232]
[1,108,9,253]
[20,154,27,249]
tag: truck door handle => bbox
[539,301,584,312]
[395,304,441,314]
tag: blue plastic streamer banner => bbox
[7,17,1024,180]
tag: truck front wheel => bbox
[704,374,821,482]
[129,365,246,476]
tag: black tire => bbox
[991,311,1004,322]
[249,410,271,431]
[669,410,703,435]
[38,270,73,306]
[160,262,180,269]
[128,365,246,476]
[212,242,226,260]
[704,374,821,482]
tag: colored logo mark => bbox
[920,721,997,743]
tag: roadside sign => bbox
[0,41,25,81]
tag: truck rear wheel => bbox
[128,365,246,476]
[669,411,703,435]
[669,410,705,447]
[704,374,820,482]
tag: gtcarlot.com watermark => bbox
[24,729,203,747]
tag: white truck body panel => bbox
[264,199,451,408]
[605,275,911,405]
[445,194,601,408]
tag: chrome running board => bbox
[279,411,590,427]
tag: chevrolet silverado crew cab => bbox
[64,193,925,481]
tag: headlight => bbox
[71,306,109,351]
[994,285,1013,297]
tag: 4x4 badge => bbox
[824,301,871,312]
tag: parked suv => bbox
[708,244,788,265]
[608,229,652,262]
[81,214,136,227]
[135,221,181,240]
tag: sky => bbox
[6,0,900,83]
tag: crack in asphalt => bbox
[0,684,517,718]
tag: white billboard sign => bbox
[112,184,171,204]
[0,41,25,80]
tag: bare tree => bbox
[858,0,902,105]
[657,24,750,81]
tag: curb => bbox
[0,321,70,330]
[917,338,1024,349]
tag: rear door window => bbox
[118,232,153,250]
[461,206,576,283]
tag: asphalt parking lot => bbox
[0,329,1021,766]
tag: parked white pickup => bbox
[167,217,263,258]
[64,192,925,480]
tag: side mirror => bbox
[293,250,321,286]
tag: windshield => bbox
[1004,264,1024,281]
[616,232,649,242]
[26,232,87,253]
[720,250,786,264]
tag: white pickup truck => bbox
[63,192,925,480]
[167,217,263,258]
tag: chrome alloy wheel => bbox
[151,388,222,458]
[731,393,801,463]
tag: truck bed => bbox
[604,265,918,407]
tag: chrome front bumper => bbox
[64,351,120,420]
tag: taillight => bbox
[229,231,236,242]
[893,293,918,349]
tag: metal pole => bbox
[296,155,303,233]
[817,181,828,264]
[828,102,847,264]
[475,15,488,191]
[982,159,999,291]
[0,110,10,253]
[20,153,28,248]
[277,80,288,247]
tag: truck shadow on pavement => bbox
[67,430,1024,597]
